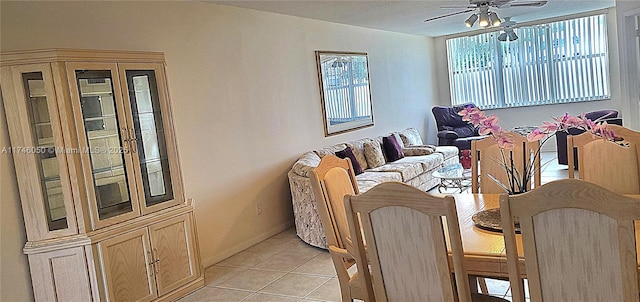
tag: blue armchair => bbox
[432,103,487,150]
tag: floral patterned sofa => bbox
[288,127,459,249]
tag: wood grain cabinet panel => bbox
[98,229,157,302]
[149,214,199,296]
[1,49,203,302]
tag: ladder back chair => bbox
[345,182,508,302]
[309,155,372,302]
[500,179,640,302]
[567,125,640,194]
[471,134,541,194]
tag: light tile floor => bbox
[179,152,566,301]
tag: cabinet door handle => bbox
[153,248,160,273]
[120,127,130,154]
[147,251,155,276]
[129,128,138,153]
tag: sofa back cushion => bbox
[399,128,423,146]
[315,144,347,158]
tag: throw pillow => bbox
[335,147,364,175]
[399,128,423,146]
[383,134,405,162]
[363,141,386,168]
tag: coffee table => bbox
[432,163,472,193]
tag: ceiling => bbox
[209,0,616,37]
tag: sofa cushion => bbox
[363,141,386,168]
[398,153,444,172]
[399,127,423,146]
[335,147,364,175]
[314,144,347,158]
[383,134,405,162]
[356,171,403,193]
[291,152,321,177]
[346,138,371,171]
[403,146,435,156]
[434,146,459,160]
[367,160,425,182]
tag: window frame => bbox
[446,13,611,109]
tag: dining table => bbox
[452,193,640,280]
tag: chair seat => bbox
[471,293,510,302]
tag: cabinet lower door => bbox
[148,214,200,296]
[97,229,157,302]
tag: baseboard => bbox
[201,220,294,268]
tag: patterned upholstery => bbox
[288,128,460,249]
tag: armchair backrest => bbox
[345,182,472,302]
[471,134,541,193]
[500,179,640,302]
[431,103,478,137]
[568,125,640,194]
[310,155,360,249]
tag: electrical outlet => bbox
[256,202,263,215]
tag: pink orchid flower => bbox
[496,134,515,149]
[539,121,559,133]
[527,128,547,142]
[478,115,501,135]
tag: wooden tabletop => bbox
[452,193,640,278]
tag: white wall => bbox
[434,7,634,151]
[615,0,640,130]
[0,2,438,299]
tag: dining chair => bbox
[567,125,640,194]
[309,155,373,302]
[500,179,640,302]
[471,133,541,193]
[344,181,508,302]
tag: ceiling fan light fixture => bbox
[508,31,518,41]
[498,32,508,41]
[489,12,501,27]
[465,14,478,27]
[478,11,490,27]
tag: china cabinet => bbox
[1,49,203,301]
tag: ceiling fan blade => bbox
[504,0,548,7]
[424,9,475,23]
[439,5,476,9]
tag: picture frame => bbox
[315,51,374,136]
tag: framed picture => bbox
[316,51,374,136]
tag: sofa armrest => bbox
[290,151,321,178]
[437,130,459,139]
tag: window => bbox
[447,14,610,109]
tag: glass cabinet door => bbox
[68,64,140,227]
[125,70,174,208]
[23,72,68,231]
[119,64,182,214]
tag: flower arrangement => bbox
[458,106,617,194]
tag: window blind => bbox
[447,14,610,109]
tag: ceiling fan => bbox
[497,17,519,41]
[424,0,547,28]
